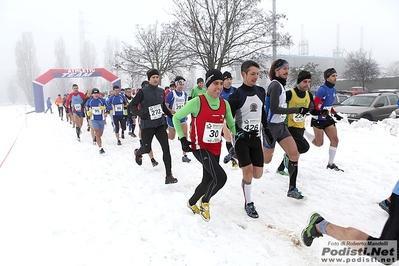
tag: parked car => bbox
[370,88,399,93]
[334,93,399,122]
[333,93,350,106]
[338,86,368,96]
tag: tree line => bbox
[10,0,399,105]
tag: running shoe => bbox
[165,174,178,184]
[301,212,324,247]
[287,188,306,200]
[231,159,239,168]
[99,148,105,154]
[245,202,259,218]
[200,200,210,221]
[283,153,289,168]
[182,155,191,163]
[276,170,289,176]
[187,201,200,215]
[134,148,142,165]
[117,140,122,146]
[379,200,390,214]
[151,158,159,167]
[326,163,344,172]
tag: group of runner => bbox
[54,61,397,262]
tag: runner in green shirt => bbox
[189,78,206,100]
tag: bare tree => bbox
[53,37,71,95]
[171,0,292,71]
[15,31,40,106]
[343,50,381,89]
[104,37,120,71]
[385,61,399,77]
[7,79,18,104]
[117,22,190,84]
[124,73,145,89]
[102,37,121,90]
[288,62,324,92]
[80,40,98,91]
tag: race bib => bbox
[149,104,163,120]
[74,104,82,111]
[293,113,305,122]
[114,104,123,112]
[58,103,63,107]
[175,102,184,110]
[243,119,260,132]
[203,122,224,143]
[323,106,332,112]
[92,107,101,115]
[280,103,287,119]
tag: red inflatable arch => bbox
[32,68,121,113]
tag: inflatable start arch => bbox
[32,68,121,113]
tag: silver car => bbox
[334,93,399,122]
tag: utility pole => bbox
[272,0,277,60]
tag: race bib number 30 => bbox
[149,104,163,120]
[203,122,223,143]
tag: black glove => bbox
[334,113,343,121]
[263,127,273,147]
[247,130,258,139]
[141,113,150,120]
[298,107,309,115]
[320,109,329,117]
[179,137,194,152]
[235,128,246,138]
[326,115,335,122]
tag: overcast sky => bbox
[1,0,398,83]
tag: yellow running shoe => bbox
[231,159,239,168]
[187,201,200,214]
[200,201,210,222]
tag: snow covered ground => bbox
[0,104,398,266]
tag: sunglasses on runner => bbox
[175,80,185,85]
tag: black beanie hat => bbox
[141,80,149,88]
[297,70,312,84]
[205,69,224,87]
[324,68,337,80]
[222,71,232,80]
[175,75,186,82]
[147,69,159,80]
[197,78,204,84]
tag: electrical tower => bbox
[298,24,309,56]
[333,24,343,58]
[79,10,86,55]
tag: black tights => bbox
[189,149,227,204]
[138,125,171,175]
